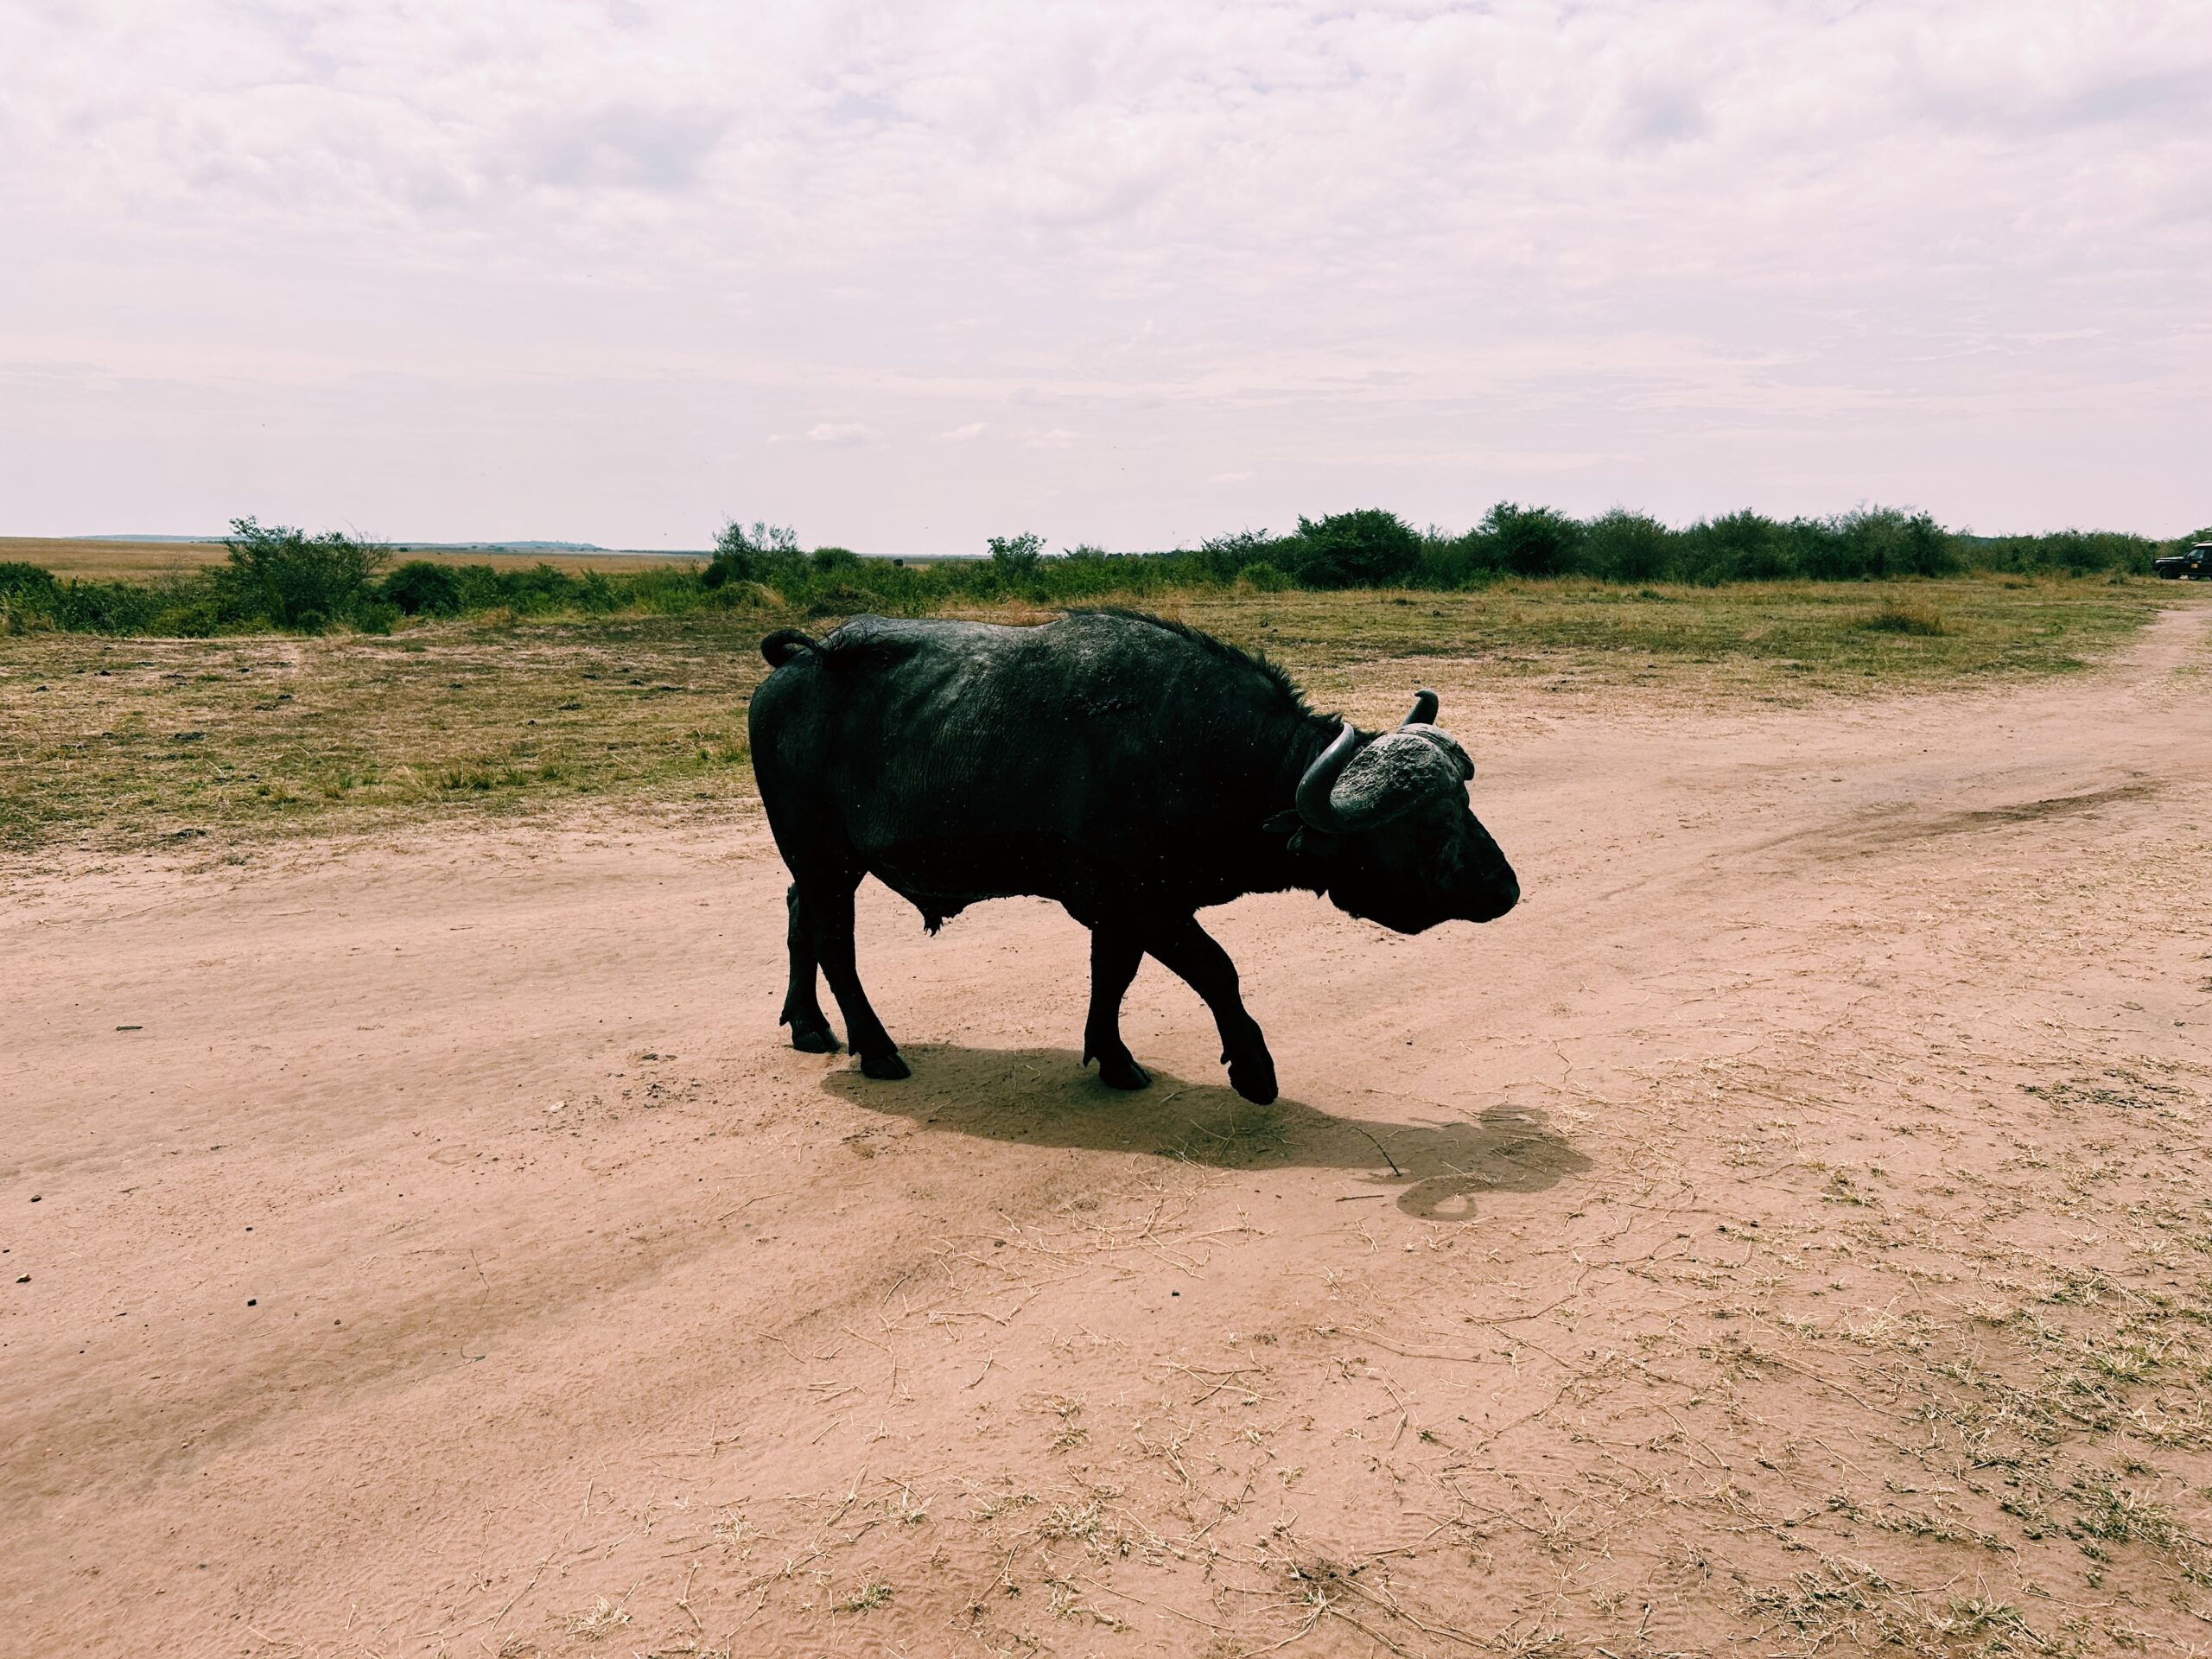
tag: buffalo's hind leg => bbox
[780,883,841,1054]
[804,874,910,1081]
[1082,920,1150,1090]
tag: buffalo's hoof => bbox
[1096,1054,1151,1091]
[788,1020,841,1055]
[860,1051,912,1081]
[1227,1051,1278,1105]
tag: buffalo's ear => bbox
[1262,809,1303,836]
[1286,827,1338,860]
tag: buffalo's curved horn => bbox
[1294,721,1361,833]
[1402,688,1472,779]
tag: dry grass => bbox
[1,535,702,582]
[1,537,235,580]
[829,1575,893,1614]
[563,1594,632,1641]
[1154,574,2155,703]
[0,616,766,856]
[0,578,2173,861]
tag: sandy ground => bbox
[6,601,2210,1659]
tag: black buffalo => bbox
[747,610,1518,1103]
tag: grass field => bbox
[0,535,703,582]
[0,576,2169,859]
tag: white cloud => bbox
[938,422,987,442]
[0,2,2206,547]
[1208,471,1254,485]
[509,104,730,193]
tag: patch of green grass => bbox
[1855,599,1953,636]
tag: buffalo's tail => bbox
[761,628,817,668]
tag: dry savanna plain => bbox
[1,537,703,582]
[5,576,2212,1659]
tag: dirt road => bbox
[6,603,2209,1657]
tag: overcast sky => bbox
[3,1,2206,551]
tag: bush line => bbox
[2,507,2204,638]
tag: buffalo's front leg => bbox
[779,883,840,1053]
[803,876,909,1080]
[1144,914,1277,1104]
[1083,921,1149,1090]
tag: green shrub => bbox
[1287,509,1420,588]
[1197,529,1287,582]
[44,573,214,634]
[1830,507,1954,578]
[16,502,2196,639]
[218,518,389,628]
[697,578,782,612]
[511,563,581,610]
[703,520,801,588]
[805,579,880,617]
[1679,511,1794,583]
[383,561,463,616]
[1580,510,1673,582]
[575,569,617,612]
[1416,527,1498,588]
[1481,502,1584,578]
[0,564,59,634]
[0,562,57,600]
[1969,527,2161,575]
[988,531,1044,575]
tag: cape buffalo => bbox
[747,609,1517,1103]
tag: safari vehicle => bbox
[2155,543,2212,579]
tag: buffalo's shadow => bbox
[820,1045,1589,1219]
